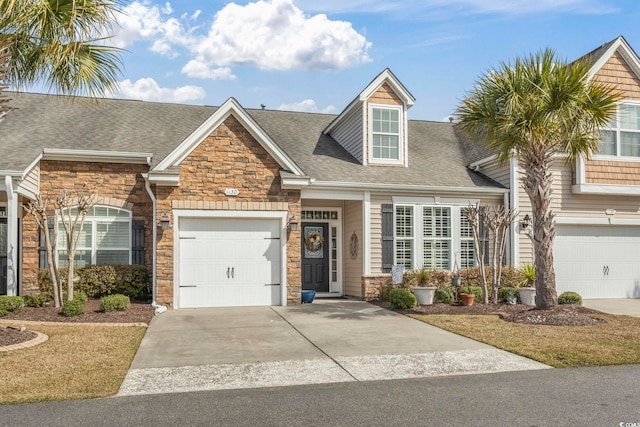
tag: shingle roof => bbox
[1,91,504,191]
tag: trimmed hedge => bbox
[0,296,24,317]
[39,265,150,300]
[389,288,417,309]
[62,299,85,317]
[100,294,131,312]
[22,294,46,307]
[558,291,583,305]
[434,287,455,303]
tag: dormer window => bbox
[369,104,403,164]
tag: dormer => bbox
[323,69,415,167]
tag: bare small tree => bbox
[24,187,97,306]
[483,205,518,303]
[462,203,489,303]
[24,196,62,307]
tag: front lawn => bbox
[0,324,145,404]
[411,312,640,368]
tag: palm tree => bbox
[456,49,620,309]
[0,0,122,97]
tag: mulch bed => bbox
[0,299,155,348]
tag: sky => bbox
[57,0,640,121]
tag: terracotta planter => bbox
[412,286,437,305]
[459,292,475,306]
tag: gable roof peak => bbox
[584,35,640,81]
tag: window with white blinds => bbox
[57,206,131,267]
[395,205,413,269]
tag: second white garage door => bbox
[178,217,282,308]
[554,225,640,299]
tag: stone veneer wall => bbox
[154,115,301,307]
[361,274,391,301]
[21,161,152,293]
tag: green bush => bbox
[22,294,46,307]
[61,299,85,317]
[459,286,483,301]
[38,265,151,300]
[498,287,520,303]
[558,291,582,305]
[389,288,417,309]
[434,287,455,303]
[100,294,131,312]
[0,296,24,317]
[73,291,88,303]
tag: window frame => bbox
[368,103,404,165]
[596,101,640,160]
[393,202,477,271]
[56,205,132,268]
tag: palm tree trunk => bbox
[521,148,558,309]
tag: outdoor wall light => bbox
[287,215,299,232]
[522,214,531,230]
[160,212,170,230]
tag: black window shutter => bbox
[131,220,145,265]
[39,219,54,269]
[381,204,394,273]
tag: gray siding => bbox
[329,105,363,164]
[480,159,510,187]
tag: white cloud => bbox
[191,0,371,71]
[114,78,206,103]
[278,99,337,114]
[181,60,236,80]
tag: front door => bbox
[301,223,329,292]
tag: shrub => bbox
[516,263,536,288]
[73,291,88,303]
[61,299,85,317]
[389,288,417,309]
[113,265,151,299]
[0,296,24,317]
[22,294,47,307]
[100,294,131,312]
[434,287,455,303]
[558,291,582,305]
[378,283,394,302]
[459,286,483,301]
[498,287,520,303]
[500,266,524,288]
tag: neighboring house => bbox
[1,36,638,307]
[473,35,640,299]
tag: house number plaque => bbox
[224,188,240,196]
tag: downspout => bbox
[142,168,167,314]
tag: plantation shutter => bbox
[131,220,145,265]
[39,219,54,268]
[381,204,394,273]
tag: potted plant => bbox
[517,263,536,305]
[411,266,437,305]
[458,285,476,306]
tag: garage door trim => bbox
[173,209,288,309]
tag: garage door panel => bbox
[178,217,282,308]
[554,225,640,299]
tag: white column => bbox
[5,176,18,296]
[363,191,371,275]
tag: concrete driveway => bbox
[583,299,640,317]
[118,299,549,396]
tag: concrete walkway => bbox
[118,299,549,396]
[583,298,640,317]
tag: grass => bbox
[0,324,146,404]
[410,313,640,368]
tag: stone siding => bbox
[361,274,391,301]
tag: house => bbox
[1,36,639,307]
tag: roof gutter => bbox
[142,171,167,315]
[308,180,509,195]
[43,148,153,164]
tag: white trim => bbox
[21,153,43,180]
[588,36,640,82]
[142,174,161,309]
[367,103,404,165]
[361,102,368,165]
[572,183,640,195]
[308,180,509,195]
[155,98,304,176]
[280,175,312,189]
[468,155,498,169]
[146,173,180,187]
[363,191,371,275]
[392,196,480,206]
[555,217,640,226]
[42,148,152,164]
[301,188,365,201]
[5,176,18,296]
[575,155,586,185]
[510,157,520,267]
[172,209,288,309]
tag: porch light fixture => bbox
[160,213,170,230]
[522,214,531,230]
[287,215,299,232]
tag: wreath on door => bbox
[304,231,324,252]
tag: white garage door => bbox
[554,225,640,299]
[178,217,282,308]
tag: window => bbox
[57,206,131,268]
[598,103,640,158]
[369,105,402,163]
[394,204,476,271]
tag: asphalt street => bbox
[1,365,639,426]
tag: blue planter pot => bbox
[301,290,316,304]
